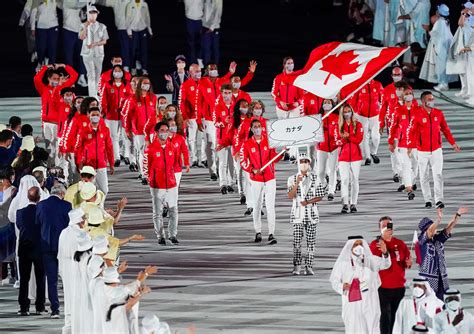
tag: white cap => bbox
[298,152,311,163]
[92,235,109,255]
[464,2,473,9]
[79,166,96,176]
[68,208,85,226]
[142,313,160,331]
[88,5,100,13]
[87,255,104,278]
[32,166,47,176]
[80,182,97,201]
[87,206,105,226]
[76,230,93,252]
[103,266,120,284]
[20,136,35,152]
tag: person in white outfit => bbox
[104,0,133,71]
[434,288,474,334]
[79,6,109,97]
[459,3,474,105]
[30,0,59,68]
[126,0,152,76]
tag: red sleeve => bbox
[143,146,151,179]
[196,86,204,126]
[180,136,190,166]
[178,84,188,120]
[388,110,400,145]
[243,91,252,103]
[105,127,114,167]
[74,132,85,165]
[124,98,135,133]
[100,84,108,115]
[97,72,107,97]
[406,114,420,147]
[240,143,252,173]
[439,111,455,145]
[270,147,284,164]
[144,118,154,142]
[61,65,79,88]
[34,66,48,95]
[379,90,389,128]
[369,240,382,256]
[240,71,254,87]
[271,76,282,105]
[400,240,410,261]
[221,127,234,147]
[348,122,364,144]
[220,71,232,84]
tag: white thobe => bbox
[393,296,444,333]
[73,253,94,334]
[434,309,474,334]
[89,277,107,334]
[372,0,386,42]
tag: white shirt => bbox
[202,0,222,30]
[80,21,109,57]
[105,0,131,30]
[126,1,151,34]
[184,0,204,20]
[62,3,82,33]
[30,0,59,30]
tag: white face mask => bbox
[253,128,262,136]
[209,70,218,77]
[404,94,413,102]
[323,103,332,111]
[194,72,202,80]
[240,108,248,114]
[87,13,98,21]
[300,162,310,172]
[232,82,241,89]
[177,63,185,69]
[343,112,352,120]
[223,94,232,103]
[446,300,460,312]
[285,63,294,72]
[158,132,168,141]
[392,75,402,82]
[352,245,364,257]
[141,84,150,91]
[64,96,73,104]
[50,81,59,87]
[167,111,176,119]
[412,287,425,299]
[90,115,100,124]
[158,103,167,110]
[169,126,177,133]
[426,101,435,108]
[396,89,403,98]
[113,71,123,79]
[253,109,263,117]
[75,102,82,109]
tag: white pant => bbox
[134,135,145,175]
[105,119,122,161]
[244,171,254,209]
[187,119,199,163]
[251,179,276,235]
[95,167,108,196]
[398,147,418,187]
[203,120,217,174]
[459,73,468,95]
[150,187,178,238]
[316,149,338,194]
[276,106,301,158]
[390,139,402,176]
[217,147,234,187]
[339,161,362,205]
[357,115,380,159]
[175,172,182,207]
[418,149,443,203]
[43,122,58,165]
[124,135,135,163]
[82,55,103,98]
[467,55,474,99]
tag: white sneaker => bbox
[136,60,142,70]
[466,98,474,106]
[77,74,88,87]
[14,280,20,289]
[305,267,315,276]
[142,69,148,76]
[433,84,448,92]
[292,265,301,275]
[30,52,37,63]
[454,90,467,97]
[197,58,204,68]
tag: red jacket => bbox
[56,100,73,139]
[370,237,410,289]
[388,104,420,148]
[318,112,339,152]
[98,69,132,97]
[240,136,282,182]
[213,100,234,147]
[271,72,304,111]
[143,140,177,189]
[196,73,232,123]
[100,81,132,121]
[233,116,267,156]
[143,113,165,142]
[62,113,90,153]
[334,121,364,162]
[214,89,252,116]
[407,107,456,152]
[179,78,200,120]
[124,93,157,135]
[34,65,78,124]
[301,92,324,116]
[350,80,383,118]
[75,120,114,169]
[170,133,190,173]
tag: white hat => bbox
[103,267,120,284]
[20,136,35,152]
[437,3,449,16]
[32,166,47,176]
[76,230,93,252]
[87,206,105,226]
[92,235,109,255]
[68,208,85,226]
[141,313,160,331]
[87,255,104,278]
[80,182,97,201]
[80,166,96,176]
[464,2,473,9]
[157,322,171,334]
[298,153,311,163]
[88,5,100,13]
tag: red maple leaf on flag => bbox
[320,51,360,85]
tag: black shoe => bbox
[261,210,265,216]
[137,174,142,180]
[327,194,334,201]
[50,311,60,319]
[114,159,121,167]
[425,202,432,208]
[397,185,405,192]
[17,310,29,316]
[210,173,218,181]
[412,184,417,191]
[268,234,277,245]
[393,174,400,183]
[226,185,234,193]
[435,201,445,209]
[371,154,380,164]
[201,160,208,168]
[341,205,349,214]
[408,192,415,200]
[120,154,125,161]
[325,175,329,184]
[220,186,227,194]
[364,158,371,166]
[350,204,357,213]
[283,153,290,161]
[254,233,262,243]
[158,237,166,246]
[141,178,148,185]
[191,161,199,168]
[169,237,179,245]
[336,180,341,191]
[240,195,246,205]
[129,163,137,172]
[244,208,253,216]
[162,207,168,218]
[124,157,130,165]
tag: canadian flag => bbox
[286,42,408,99]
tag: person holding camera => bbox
[369,217,412,334]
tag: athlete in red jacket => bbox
[406,91,460,209]
[301,91,324,116]
[167,118,190,187]
[334,104,364,214]
[97,56,132,98]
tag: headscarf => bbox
[418,217,433,232]
[7,175,48,223]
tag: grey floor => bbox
[0,91,473,334]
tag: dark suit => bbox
[171,70,190,105]
[16,204,45,312]
[35,196,71,313]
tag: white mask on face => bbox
[167,111,176,119]
[404,94,413,102]
[412,287,425,299]
[51,81,59,87]
[194,72,202,80]
[240,108,248,114]
[300,162,310,172]
[223,94,232,103]
[177,63,185,70]
[426,101,435,108]
[64,96,73,104]
[90,115,100,124]
[253,128,262,136]
[141,84,150,91]
[392,75,402,82]
[323,103,332,111]
[87,13,98,21]
[343,112,352,120]
[113,71,123,79]
[232,82,241,89]
[285,63,294,72]
[352,245,364,257]
[446,300,460,312]
[169,126,177,133]
[396,89,403,98]
[253,109,263,117]
[209,70,218,77]
[158,103,167,110]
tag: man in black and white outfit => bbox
[287,153,327,276]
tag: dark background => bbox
[0,0,464,97]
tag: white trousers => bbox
[459,73,468,95]
[316,149,338,195]
[339,161,362,205]
[175,171,182,208]
[187,119,199,163]
[467,55,474,99]
[217,147,234,187]
[276,106,301,157]
[43,122,58,165]
[134,135,145,175]
[357,115,380,158]
[105,119,122,161]
[203,120,217,173]
[390,139,402,176]
[124,135,135,163]
[251,179,276,235]
[398,147,418,187]
[82,55,103,98]
[95,167,108,196]
[150,187,178,238]
[418,149,444,203]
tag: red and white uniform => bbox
[62,113,90,154]
[143,113,165,143]
[316,112,339,195]
[213,100,235,187]
[301,92,324,116]
[271,72,304,116]
[97,69,132,99]
[179,78,200,163]
[56,100,73,146]
[170,133,190,176]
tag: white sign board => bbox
[267,115,324,148]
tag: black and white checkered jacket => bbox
[287,172,327,224]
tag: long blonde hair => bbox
[338,103,357,135]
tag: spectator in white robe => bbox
[434,288,474,334]
[393,277,444,333]
[371,0,386,44]
[398,0,431,48]
[57,208,85,334]
[87,237,108,333]
[459,3,474,105]
[330,236,391,334]
[420,4,457,91]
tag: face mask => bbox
[323,103,332,111]
[177,63,186,69]
[209,70,218,77]
[169,126,177,133]
[113,71,123,79]
[253,109,263,117]
[90,116,100,124]
[113,62,122,66]
[223,94,232,103]
[141,84,150,91]
[446,300,460,312]
[51,81,59,87]
[426,101,435,108]
[300,162,310,172]
[392,75,402,82]
[88,13,98,21]
[412,287,425,299]
[396,89,403,98]
[232,82,241,89]
[285,63,294,72]
[158,132,169,141]
[131,82,137,89]
[75,102,82,109]
[64,96,73,104]
[194,72,202,80]
[240,108,248,114]
[167,111,176,119]
[343,112,352,120]
[253,128,262,136]
[158,103,167,110]
[352,245,364,257]
[404,95,413,102]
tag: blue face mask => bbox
[51,81,59,87]
[253,128,262,136]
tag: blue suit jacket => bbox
[36,196,72,254]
